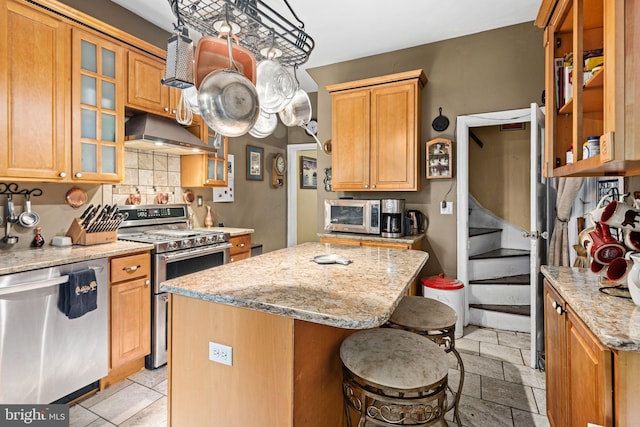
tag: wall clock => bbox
[272,153,286,188]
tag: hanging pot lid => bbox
[432,107,450,132]
[421,273,464,290]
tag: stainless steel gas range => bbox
[117,204,231,369]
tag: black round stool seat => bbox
[340,328,449,426]
[387,296,465,427]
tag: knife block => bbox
[66,218,118,245]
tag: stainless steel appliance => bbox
[117,204,231,369]
[324,199,380,234]
[407,209,426,235]
[0,259,108,403]
[381,199,405,238]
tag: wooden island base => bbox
[167,294,356,427]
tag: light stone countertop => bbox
[161,241,429,329]
[542,265,640,351]
[0,241,154,276]
[317,232,425,245]
[197,227,254,237]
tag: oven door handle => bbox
[160,243,232,263]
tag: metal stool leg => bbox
[446,346,464,427]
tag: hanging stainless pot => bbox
[198,35,260,137]
[255,59,297,114]
[249,109,278,138]
[198,69,260,137]
[278,88,311,127]
[18,194,40,228]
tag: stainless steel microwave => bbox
[324,199,380,234]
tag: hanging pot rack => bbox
[168,0,315,68]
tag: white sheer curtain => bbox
[548,177,585,266]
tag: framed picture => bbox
[246,145,263,181]
[300,155,317,189]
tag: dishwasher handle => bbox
[0,275,70,296]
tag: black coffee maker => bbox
[381,199,404,238]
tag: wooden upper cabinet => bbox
[330,89,370,190]
[327,70,426,191]
[537,0,640,177]
[71,28,125,183]
[180,133,228,187]
[0,0,70,181]
[126,49,180,118]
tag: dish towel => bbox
[58,268,98,319]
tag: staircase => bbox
[466,218,532,332]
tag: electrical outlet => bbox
[209,341,233,366]
[440,201,453,215]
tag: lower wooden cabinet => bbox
[229,234,251,262]
[544,280,613,426]
[102,251,151,388]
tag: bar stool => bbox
[340,328,449,426]
[386,296,464,427]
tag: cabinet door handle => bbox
[364,184,369,189]
[164,107,169,112]
[59,172,67,178]
[552,301,565,315]
[144,279,150,286]
[237,243,245,248]
[372,184,376,189]
[123,264,141,272]
[74,172,82,178]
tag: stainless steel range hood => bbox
[125,113,215,155]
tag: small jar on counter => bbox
[566,145,574,164]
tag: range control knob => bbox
[196,236,207,246]
[206,235,217,244]
[166,241,178,251]
[182,239,193,248]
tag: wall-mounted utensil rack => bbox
[0,183,43,245]
[168,0,315,67]
[0,182,43,197]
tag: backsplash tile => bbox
[104,149,182,206]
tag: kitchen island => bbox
[161,242,429,427]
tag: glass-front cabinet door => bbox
[205,130,228,186]
[72,28,124,182]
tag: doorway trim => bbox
[287,143,317,247]
[456,107,533,324]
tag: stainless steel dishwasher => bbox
[0,258,108,404]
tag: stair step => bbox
[469,227,502,237]
[469,229,502,257]
[469,306,531,333]
[470,304,530,316]
[468,282,530,305]
[468,256,530,281]
[469,248,530,260]
[469,274,530,285]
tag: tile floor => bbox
[69,325,549,427]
